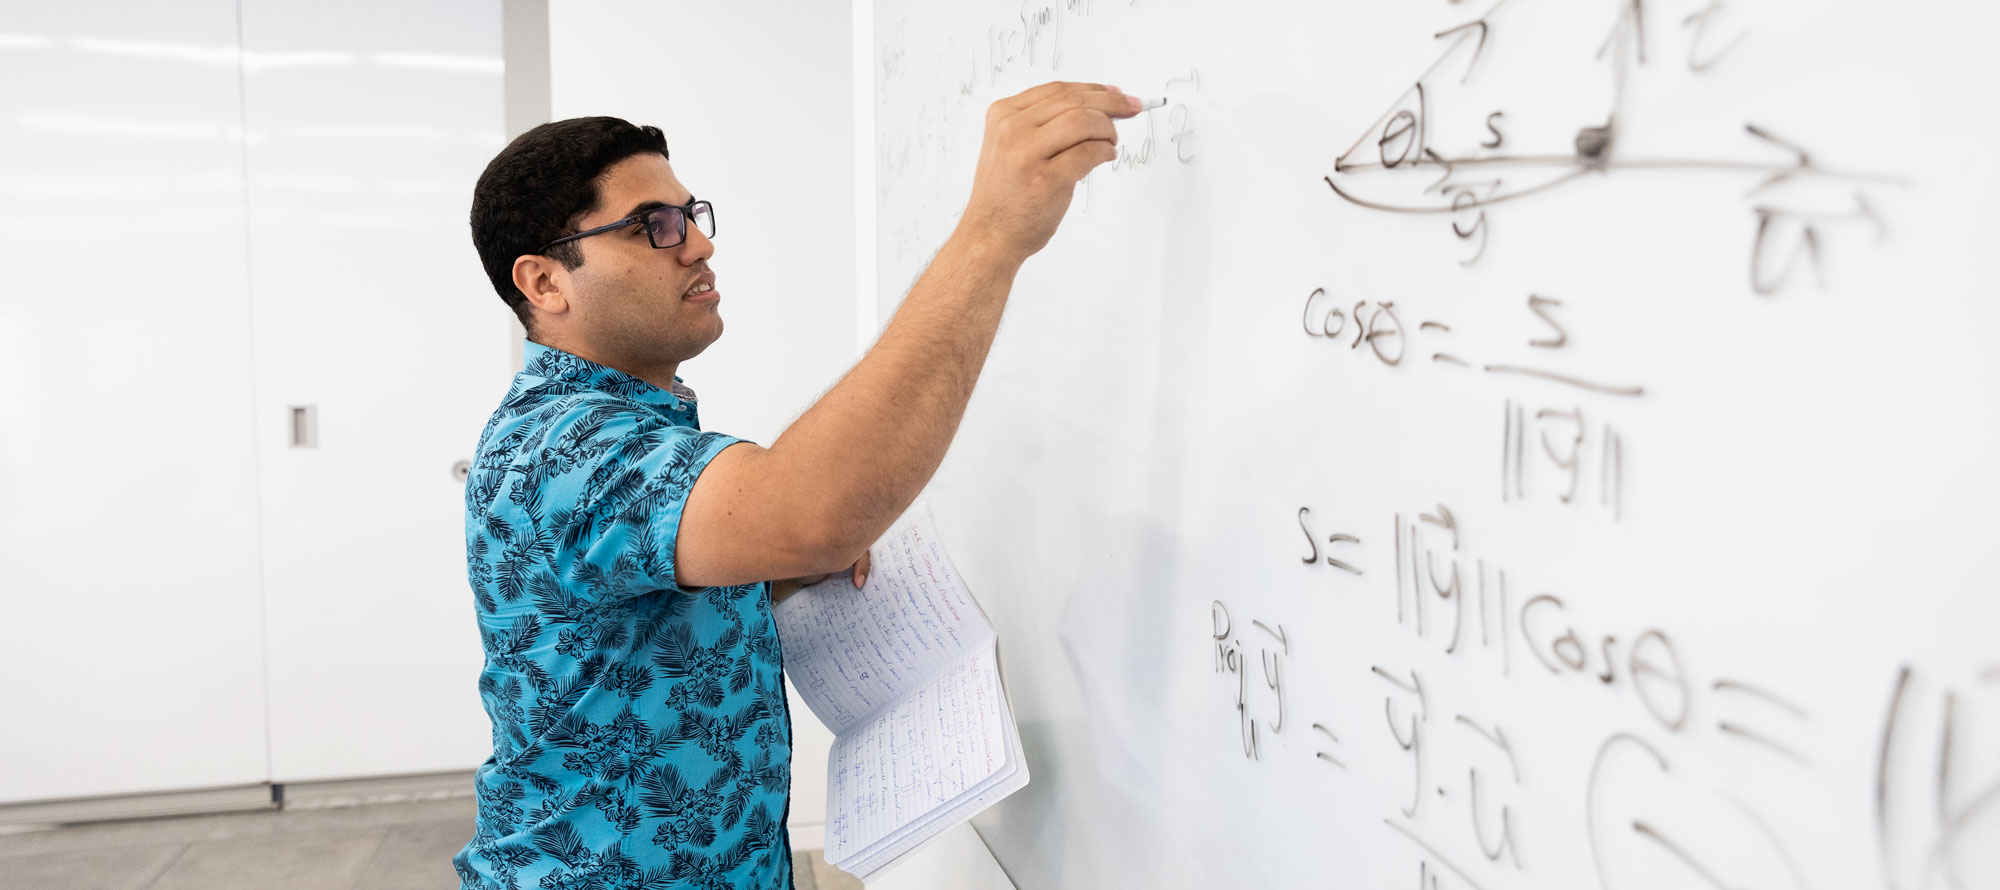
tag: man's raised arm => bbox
[675,82,1142,587]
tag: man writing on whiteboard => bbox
[455,81,1141,890]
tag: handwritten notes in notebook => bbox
[773,504,1028,880]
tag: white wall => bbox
[549,1,860,447]
[548,0,863,846]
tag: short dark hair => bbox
[469,116,669,332]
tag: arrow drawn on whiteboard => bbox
[1418,504,1458,540]
[1433,18,1495,85]
[1744,123,1814,195]
[1333,0,1512,173]
[1596,0,1650,64]
[1595,0,1648,126]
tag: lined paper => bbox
[824,646,1010,860]
[773,511,993,733]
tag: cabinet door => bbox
[240,0,513,782]
[0,1,271,803]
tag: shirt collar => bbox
[521,340,698,413]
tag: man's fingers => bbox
[851,552,872,588]
[1048,138,1119,184]
[995,81,1112,113]
[1018,88,1141,129]
[961,80,1129,258]
[1031,107,1120,160]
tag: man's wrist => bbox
[940,227,1029,279]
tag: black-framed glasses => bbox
[540,199,716,254]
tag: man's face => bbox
[561,153,722,369]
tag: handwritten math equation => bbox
[1216,504,1996,889]
[1300,285,1638,520]
[873,1,1985,884]
[1320,0,1901,295]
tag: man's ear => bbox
[512,254,571,319]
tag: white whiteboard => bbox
[871,1,1999,889]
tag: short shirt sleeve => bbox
[536,399,744,602]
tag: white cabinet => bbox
[0,0,512,803]
[240,0,510,783]
[0,0,272,803]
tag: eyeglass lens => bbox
[644,202,716,249]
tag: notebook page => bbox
[774,505,993,733]
[839,688,1029,880]
[824,644,1011,863]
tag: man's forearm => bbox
[763,231,1023,559]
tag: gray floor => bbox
[0,796,860,890]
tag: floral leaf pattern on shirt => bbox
[455,343,791,890]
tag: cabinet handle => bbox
[289,405,317,449]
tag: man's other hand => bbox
[769,550,872,603]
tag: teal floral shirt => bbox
[456,342,792,890]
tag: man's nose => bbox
[678,224,715,264]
